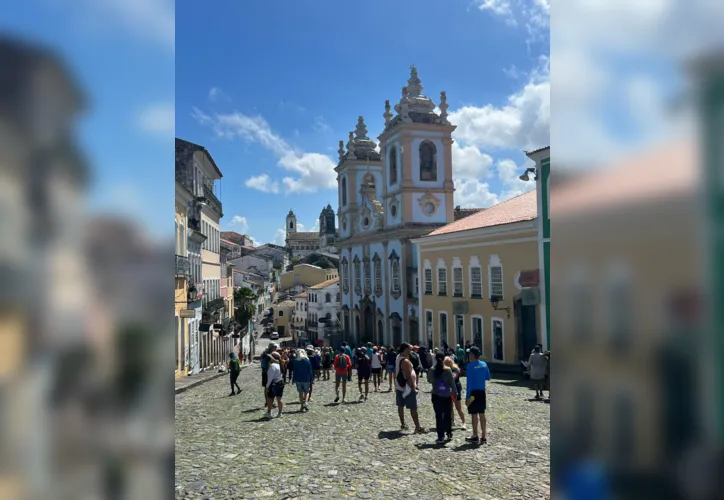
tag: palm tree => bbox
[234,287,258,327]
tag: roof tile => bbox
[427,189,537,237]
[309,277,340,290]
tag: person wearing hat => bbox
[260,342,279,405]
[264,351,285,419]
[465,346,490,444]
[305,347,317,402]
[370,346,383,391]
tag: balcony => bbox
[175,255,190,278]
[203,184,223,218]
[204,297,225,313]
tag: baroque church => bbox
[285,205,338,259]
[337,66,456,346]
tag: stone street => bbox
[176,364,550,499]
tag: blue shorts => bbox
[296,382,311,393]
[395,389,418,410]
[387,365,395,373]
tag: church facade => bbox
[285,205,339,259]
[337,66,456,347]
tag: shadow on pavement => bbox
[415,443,445,450]
[240,407,265,413]
[378,431,405,440]
[243,416,270,423]
[452,442,483,452]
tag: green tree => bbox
[233,287,258,327]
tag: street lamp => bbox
[519,167,537,182]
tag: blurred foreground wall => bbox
[0,36,173,500]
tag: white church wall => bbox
[411,192,449,224]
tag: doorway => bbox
[377,320,384,346]
[514,298,538,361]
[364,306,374,344]
[355,315,361,344]
[409,319,419,346]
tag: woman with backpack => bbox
[322,347,333,380]
[427,352,456,445]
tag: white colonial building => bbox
[291,291,308,344]
[337,66,456,346]
[307,277,341,344]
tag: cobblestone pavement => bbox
[176,364,550,499]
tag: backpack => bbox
[433,372,451,397]
[396,362,407,388]
[229,358,241,372]
[337,354,348,370]
[411,352,421,371]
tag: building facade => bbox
[272,300,296,338]
[526,146,550,350]
[176,138,225,370]
[285,206,340,259]
[279,264,338,292]
[307,277,341,345]
[175,185,190,378]
[291,292,308,344]
[337,66,456,347]
[413,190,541,368]
[221,231,255,248]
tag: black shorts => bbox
[371,368,382,374]
[266,380,285,399]
[358,373,371,380]
[467,390,487,414]
[261,371,268,387]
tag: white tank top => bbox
[395,354,417,391]
[370,352,382,369]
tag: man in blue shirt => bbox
[465,346,491,445]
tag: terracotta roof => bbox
[453,207,485,221]
[309,277,340,290]
[553,140,697,217]
[288,232,319,241]
[276,300,296,309]
[294,292,308,299]
[427,189,537,237]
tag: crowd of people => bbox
[253,340,495,446]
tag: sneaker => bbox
[401,424,409,431]
[342,398,346,403]
[307,397,313,402]
[465,436,480,443]
[364,395,368,401]
[275,411,282,418]
[359,394,364,401]
[480,437,487,444]
[435,438,446,445]
[446,433,453,441]
[334,395,339,403]
[263,412,273,419]
[414,428,427,435]
[229,392,235,397]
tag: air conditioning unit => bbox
[520,287,540,306]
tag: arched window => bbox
[389,145,398,185]
[419,141,437,181]
[341,177,347,206]
[325,293,331,303]
[289,221,294,229]
[391,260,400,293]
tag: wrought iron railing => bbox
[175,255,190,277]
[204,297,225,313]
[203,184,223,217]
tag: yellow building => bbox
[553,141,704,472]
[175,193,190,379]
[279,264,338,292]
[412,189,542,368]
[272,300,296,338]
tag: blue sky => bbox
[1,0,174,239]
[176,0,550,245]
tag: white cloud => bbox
[450,58,549,153]
[76,0,174,51]
[453,178,500,208]
[209,87,230,102]
[273,228,286,245]
[452,142,494,179]
[192,108,337,194]
[137,103,174,136]
[476,0,550,41]
[496,158,537,200]
[245,174,280,194]
[227,216,249,233]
